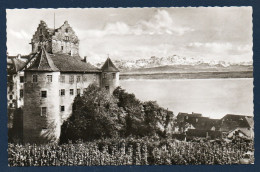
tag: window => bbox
[112,73,116,79]
[41,107,47,117]
[70,89,74,95]
[105,86,109,90]
[41,91,47,98]
[65,36,69,41]
[60,106,65,112]
[9,95,13,100]
[60,75,65,83]
[47,75,52,82]
[83,76,87,82]
[20,89,23,98]
[20,76,24,83]
[61,46,64,51]
[32,75,38,83]
[60,89,65,96]
[77,89,80,95]
[69,75,74,84]
[103,73,107,79]
[65,28,69,33]
[76,76,81,83]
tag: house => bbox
[219,114,254,139]
[176,113,254,140]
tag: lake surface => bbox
[120,78,253,119]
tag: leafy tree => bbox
[113,87,146,137]
[143,101,174,137]
[60,84,125,143]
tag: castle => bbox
[8,20,120,144]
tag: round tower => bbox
[101,57,120,94]
[23,48,61,144]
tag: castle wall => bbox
[101,72,119,94]
[51,21,79,56]
[7,71,24,109]
[31,21,53,54]
[59,72,101,122]
[23,71,61,144]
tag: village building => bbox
[7,20,120,144]
[176,112,254,140]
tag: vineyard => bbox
[8,138,254,166]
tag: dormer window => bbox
[65,36,69,41]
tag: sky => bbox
[6,7,253,64]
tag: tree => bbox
[143,101,174,137]
[60,84,125,143]
[113,87,146,137]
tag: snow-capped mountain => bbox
[96,55,252,70]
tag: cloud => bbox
[188,42,251,53]
[138,10,194,35]
[76,10,194,39]
[9,29,31,40]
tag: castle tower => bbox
[31,20,79,56]
[23,47,61,144]
[101,58,120,94]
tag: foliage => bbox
[60,84,125,143]
[60,85,174,143]
[8,137,254,166]
[113,87,174,137]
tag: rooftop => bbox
[25,47,100,73]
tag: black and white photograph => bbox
[7,7,254,166]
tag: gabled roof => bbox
[26,47,59,72]
[24,47,100,73]
[7,56,26,74]
[50,53,100,73]
[101,58,119,72]
[219,114,253,132]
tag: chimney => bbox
[83,56,87,63]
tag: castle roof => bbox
[25,47,100,73]
[7,57,26,74]
[26,47,59,72]
[50,53,100,73]
[101,58,119,72]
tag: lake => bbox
[120,78,253,119]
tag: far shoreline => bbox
[120,71,253,80]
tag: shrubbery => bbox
[60,84,174,143]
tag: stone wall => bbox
[31,21,53,54]
[23,71,61,144]
[59,72,101,122]
[51,21,79,56]
[101,72,119,94]
[23,71,101,143]
[31,21,79,56]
